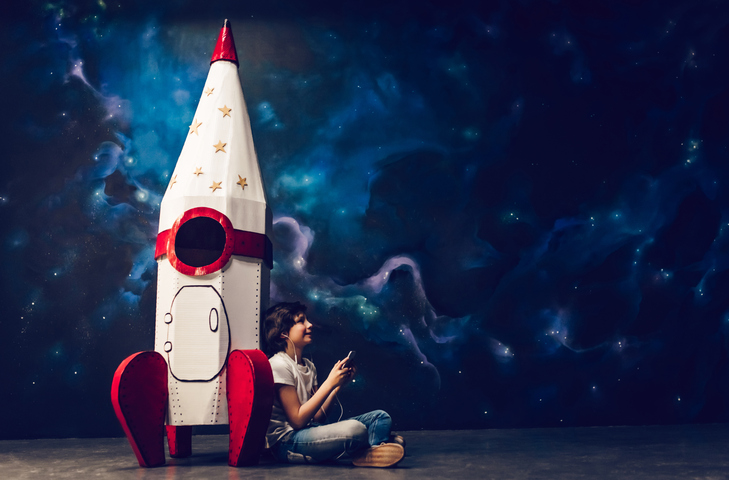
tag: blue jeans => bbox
[271,410,392,464]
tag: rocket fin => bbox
[226,349,274,466]
[111,351,168,467]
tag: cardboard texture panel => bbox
[222,257,267,351]
[167,285,229,381]
[156,255,267,426]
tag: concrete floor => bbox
[2,424,729,479]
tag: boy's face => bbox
[286,312,313,348]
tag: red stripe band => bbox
[155,228,272,269]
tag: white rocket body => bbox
[153,33,271,427]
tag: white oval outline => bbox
[209,308,219,332]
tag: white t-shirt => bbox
[265,351,318,447]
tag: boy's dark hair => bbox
[263,301,308,356]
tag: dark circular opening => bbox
[174,216,226,267]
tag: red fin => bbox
[227,349,274,466]
[111,351,168,467]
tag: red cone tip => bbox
[211,19,239,66]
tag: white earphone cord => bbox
[282,334,298,364]
[282,334,344,422]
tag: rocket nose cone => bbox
[211,19,239,66]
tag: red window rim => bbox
[166,207,235,276]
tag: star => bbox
[188,119,202,135]
[204,87,214,96]
[210,181,222,192]
[236,175,248,190]
[218,105,232,117]
[168,174,177,189]
[193,167,203,176]
[213,140,227,153]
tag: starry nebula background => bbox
[3,0,729,439]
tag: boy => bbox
[263,301,405,467]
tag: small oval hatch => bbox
[209,308,219,332]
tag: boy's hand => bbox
[325,359,352,388]
[342,360,357,385]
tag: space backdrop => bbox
[3,0,729,439]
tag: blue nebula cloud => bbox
[5,0,729,438]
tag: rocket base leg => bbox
[167,425,193,458]
[111,351,168,468]
[226,349,274,467]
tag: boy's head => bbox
[263,301,308,356]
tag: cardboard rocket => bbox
[111,20,274,468]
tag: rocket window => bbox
[174,217,226,268]
[166,206,235,276]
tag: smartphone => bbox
[342,350,356,368]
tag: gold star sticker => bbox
[193,167,203,176]
[168,174,177,189]
[236,175,248,190]
[218,105,232,117]
[210,181,222,192]
[188,119,202,135]
[204,87,214,96]
[213,140,227,153]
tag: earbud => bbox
[281,334,289,338]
